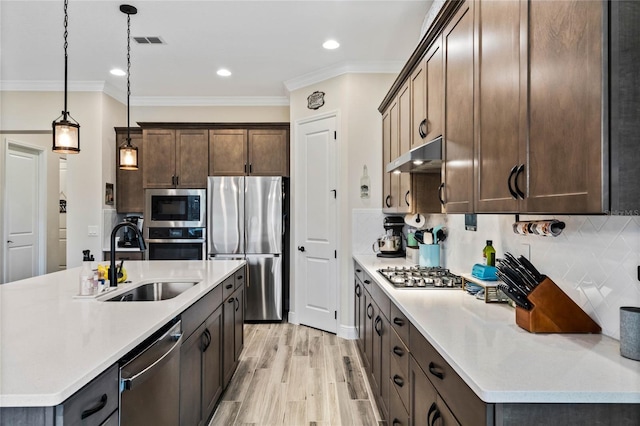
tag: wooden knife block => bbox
[515,278,601,333]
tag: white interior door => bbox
[4,142,43,282]
[295,115,338,333]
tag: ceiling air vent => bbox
[134,36,165,44]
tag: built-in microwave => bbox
[144,189,206,229]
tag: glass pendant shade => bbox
[119,144,138,170]
[52,119,80,153]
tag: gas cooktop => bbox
[377,266,463,289]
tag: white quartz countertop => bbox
[0,260,245,407]
[353,254,640,404]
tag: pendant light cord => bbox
[126,11,131,145]
[63,0,69,119]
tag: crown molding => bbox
[0,80,106,92]
[283,61,404,92]
[130,96,290,107]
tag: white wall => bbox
[289,73,396,336]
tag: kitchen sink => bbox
[103,281,198,302]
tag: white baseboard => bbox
[338,324,357,340]
[287,311,299,325]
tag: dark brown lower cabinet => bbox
[223,286,244,387]
[389,384,409,426]
[409,357,459,426]
[180,305,223,426]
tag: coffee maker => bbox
[374,216,405,258]
[118,216,142,247]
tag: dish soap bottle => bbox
[483,240,496,266]
[79,250,94,296]
[360,165,370,199]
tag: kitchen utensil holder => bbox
[515,277,601,333]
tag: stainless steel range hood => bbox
[386,136,442,173]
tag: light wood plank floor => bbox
[209,322,382,426]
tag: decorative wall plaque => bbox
[307,91,325,110]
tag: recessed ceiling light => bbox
[110,68,126,76]
[217,69,232,77]
[323,40,340,50]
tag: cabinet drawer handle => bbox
[81,394,108,420]
[508,165,518,199]
[374,316,382,336]
[428,361,444,380]
[355,284,361,296]
[392,346,404,357]
[431,409,441,426]
[235,296,240,312]
[355,268,362,273]
[363,279,371,285]
[393,317,405,326]
[438,183,445,205]
[201,329,211,352]
[228,297,234,304]
[249,163,253,174]
[385,195,392,208]
[427,402,437,426]
[392,374,404,387]
[418,118,428,139]
[226,283,233,290]
[404,190,410,206]
[367,304,373,319]
[514,164,525,199]
[237,275,243,280]
[393,420,402,426]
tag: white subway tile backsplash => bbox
[351,210,640,339]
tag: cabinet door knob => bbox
[508,165,519,199]
[405,190,410,207]
[438,183,445,205]
[385,195,392,208]
[392,374,404,387]
[392,346,404,357]
[393,317,405,326]
[297,246,305,252]
[226,283,233,290]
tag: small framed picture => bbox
[105,183,114,205]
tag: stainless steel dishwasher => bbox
[119,320,182,426]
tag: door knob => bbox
[7,240,13,244]
[297,246,305,252]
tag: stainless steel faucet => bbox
[110,222,146,287]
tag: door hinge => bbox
[334,311,337,319]
[334,250,337,259]
[334,131,337,140]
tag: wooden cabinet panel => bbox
[382,111,393,211]
[248,129,288,176]
[180,323,205,426]
[222,294,235,387]
[523,0,602,213]
[389,101,402,212]
[409,356,438,426]
[116,129,143,213]
[425,35,444,142]
[202,306,223,422]
[410,63,426,150]
[143,129,176,188]
[443,1,475,213]
[354,276,364,354]
[209,129,247,176]
[398,82,411,156]
[102,251,144,262]
[176,129,208,188]
[474,0,521,213]
[389,385,409,426]
[234,287,244,361]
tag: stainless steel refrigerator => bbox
[207,176,285,321]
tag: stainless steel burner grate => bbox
[377,266,463,289]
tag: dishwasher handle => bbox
[121,322,182,391]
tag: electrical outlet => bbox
[88,225,98,237]
[519,243,531,260]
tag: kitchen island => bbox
[0,259,244,409]
[354,254,640,425]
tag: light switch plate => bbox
[88,225,98,236]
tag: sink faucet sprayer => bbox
[110,222,146,287]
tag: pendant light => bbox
[52,0,80,154]
[118,4,139,170]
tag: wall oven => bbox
[144,189,206,260]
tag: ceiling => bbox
[0,0,432,106]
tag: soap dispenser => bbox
[79,250,94,296]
